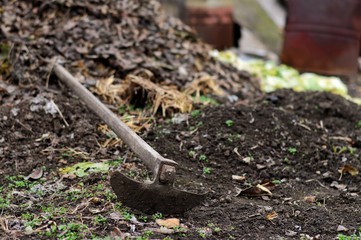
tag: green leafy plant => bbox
[188,150,196,158]
[57,223,88,240]
[93,215,107,225]
[203,167,211,174]
[287,147,297,155]
[122,210,134,221]
[199,154,208,162]
[356,120,361,129]
[225,120,234,127]
[191,109,201,117]
[152,212,163,220]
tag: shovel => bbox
[53,63,206,214]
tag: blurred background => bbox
[159,0,286,60]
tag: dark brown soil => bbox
[1,88,361,239]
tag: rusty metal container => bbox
[185,6,236,49]
[280,0,361,79]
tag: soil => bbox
[1,87,361,239]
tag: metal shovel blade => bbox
[110,171,206,214]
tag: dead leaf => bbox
[24,168,43,180]
[256,184,272,195]
[265,211,278,220]
[59,159,68,165]
[304,196,316,203]
[156,218,180,229]
[237,182,273,197]
[338,164,359,176]
[62,173,77,180]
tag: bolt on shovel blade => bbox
[110,171,206,214]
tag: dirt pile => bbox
[0,0,260,99]
[148,90,361,238]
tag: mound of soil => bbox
[0,0,260,99]
[1,88,361,239]
[148,89,361,238]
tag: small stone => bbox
[11,107,20,116]
[232,175,246,182]
[337,225,348,232]
[304,196,316,203]
[24,226,33,235]
[295,225,302,231]
[256,164,267,170]
[242,156,252,164]
[285,230,297,237]
[24,113,34,120]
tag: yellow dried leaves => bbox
[92,71,226,117]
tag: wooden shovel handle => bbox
[53,64,178,178]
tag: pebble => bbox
[285,230,297,236]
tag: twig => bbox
[296,122,311,131]
[0,217,9,233]
[15,119,34,133]
[51,99,69,127]
[329,136,352,143]
[305,179,328,189]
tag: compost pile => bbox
[1,0,361,239]
[0,0,259,98]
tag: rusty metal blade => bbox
[110,171,206,214]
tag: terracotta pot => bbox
[281,0,361,78]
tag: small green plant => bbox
[138,215,148,222]
[24,217,42,228]
[152,212,163,220]
[122,210,134,221]
[105,189,117,201]
[225,120,234,127]
[143,230,153,238]
[0,196,10,208]
[118,105,127,114]
[114,202,123,211]
[199,154,208,162]
[203,167,211,174]
[272,179,282,185]
[338,234,361,240]
[356,120,361,129]
[162,237,173,240]
[108,158,123,166]
[127,171,137,178]
[93,215,107,225]
[194,95,219,105]
[22,213,33,221]
[188,150,196,158]
[198,229,207,239]
[287,147,297,155]
[57,223,88,240]
[190,109,201,117]
[213,227,221,233]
